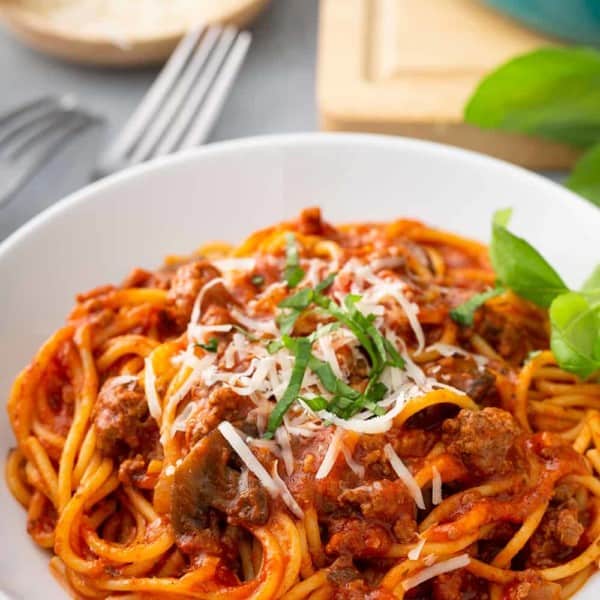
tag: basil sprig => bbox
[550,293,600,379]
[583,265,600,296]
[464,46,600,207]
[453,209,600,379]
[489,209,568,308]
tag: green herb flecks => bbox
[265,273,407,434]
[197,338,218,353]
[283,233,305,287]
[450,287,506,327]
[265,337,312,436]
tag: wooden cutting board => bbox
[317,0,580,169]
[0,0,270,67]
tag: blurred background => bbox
[0,0,598,241]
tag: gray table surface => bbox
[0,0,319,241]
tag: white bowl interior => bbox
[1,134,598,598]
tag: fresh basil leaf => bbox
[315,272,336,293]
[490,209,568,308]
[284,266,304,289]
[301,396,329,411]
[565,144,600,208]
[465,47,600,148]
[284,233,305,287]
[365,380,388,404]
[276,309,301,336]
[582,265,600,293]
[493,208,512,227]
[232,325,258,341]
[314,294,380,368]
[308,355,359,398]
[450,287,505,327]
[265,337,312,436]
[343,295,388,364]
[307,322,341,343]
[251,274,265,286]
[279,287,314,310]
[197,338,218,352]
[382,338,405,368]
[266,340,284,354]
[550,292,600,379]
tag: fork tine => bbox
[0,101,75,152]
[3,108,84,159]
[178,30,252,151]
[0,96,59,129]
[0,113,95,208]
[152,29,241,158]
[94,27,204,177]
[128,27,224,165]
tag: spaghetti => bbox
[6,207,600,599]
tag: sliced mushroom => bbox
[171,429,270,557]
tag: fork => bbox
[0,96,100,208]
[94,26,252,179]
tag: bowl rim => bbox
[1,131,600,599]
[0,132,595,260]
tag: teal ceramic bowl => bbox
[485,0,600,45]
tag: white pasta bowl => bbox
[0,133,598,599]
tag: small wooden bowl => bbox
[0,0,271,67]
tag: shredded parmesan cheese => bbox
[190,277,226,325]
[110,374,138,387]
[171,401,197,435]
[275,426,294,476]
[371,256,404,271]
[217,421,279,497]
[384,444,426,510]
[230,307,279,336]
[317,393,410,435]
[144,354,161,421]
[271,461,304,519]
[401,554,471,590]
[212,258,255,272]
[407,536,426,561]
[316,428,343,479]
[341,444,365,478]
[427,343,488,368]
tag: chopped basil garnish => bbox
[283,233,305,287]
[264,272,408,434]
[315,272,336,293]
[265,337,312,436]
[266,340,284,354]
[251,274,265,286]
[197,338,218,353]
[300,396,329,411]
[232,325,258,341]
[450,287,505,327]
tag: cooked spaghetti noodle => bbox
[6,207,600,599]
